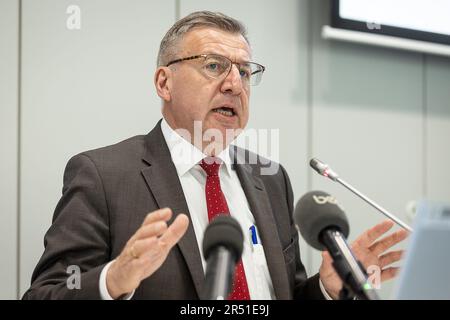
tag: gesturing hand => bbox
[320,219,409,299]
[106,208,189,299]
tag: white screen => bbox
[340,0,450,36]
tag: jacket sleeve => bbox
[22,153,111,299]
[279,164,326,300]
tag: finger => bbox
[379,250,404,268]
[141,208,172,226]
[370,229,408,256]
[319,251,336,278]
[381,267,400,282]
[133,221,168,241]
[129,237,158,259]
[355,219,394,248]
[321,250,331,261]
[158,214,189,251]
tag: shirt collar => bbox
[160,118,232,177]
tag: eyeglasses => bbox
[166,54,266,86]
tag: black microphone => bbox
[201,215,244,300]
[294,191,380,300]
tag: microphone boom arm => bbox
[310,158,413,232]
[336,177,413,232]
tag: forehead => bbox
[180,27,252,61]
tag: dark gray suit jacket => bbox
[23,120,324,300]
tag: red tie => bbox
[200,157,250,300]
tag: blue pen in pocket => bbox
[250,225,258,245]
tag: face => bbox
[155,28,252,154]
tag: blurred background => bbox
[1,0,449,300]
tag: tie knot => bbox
[200,157,222,177]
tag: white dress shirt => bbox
[99,119,330,300]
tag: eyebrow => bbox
[202,52,252,64]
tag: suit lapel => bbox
[231,147,291,300]
[141,121,204,297]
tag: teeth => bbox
[214,107,234,116]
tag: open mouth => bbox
[212,107,236,117]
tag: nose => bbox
[220,64,243,95]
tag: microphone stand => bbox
[310,158,413,232]
[336,177,413,232]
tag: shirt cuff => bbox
[99,260,135,300]
[319,278,334,300]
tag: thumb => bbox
[322,250,332,263]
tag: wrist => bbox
[319,277,339,300]
[106,262,128,299]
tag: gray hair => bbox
[157,11,249,67]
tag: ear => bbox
[154,67,172,102]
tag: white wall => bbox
[0,0,449,299]
[426,56,450,201]
[0,0,19,300]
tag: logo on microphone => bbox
[313,195,338,205]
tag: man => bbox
[23,11,407,300]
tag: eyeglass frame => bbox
[165,54,266,86]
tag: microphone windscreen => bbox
[310,158,321,171]
[294,191,349,251]
[202,215,244,262]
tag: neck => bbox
[162,115,230,157]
